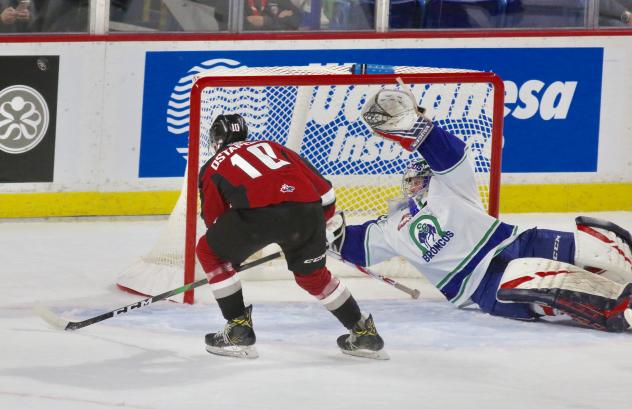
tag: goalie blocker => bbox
[497,258,632,332]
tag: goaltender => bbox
[326,88,632,332]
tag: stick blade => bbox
[33,305,71,330]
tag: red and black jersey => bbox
[199,140,335,227]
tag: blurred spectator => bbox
[215,0,302,31]
[291,0,330,29]
[600,0,632,27]
[389,0,425,28]
[511,0,587,28]
[27,0,89,32]
[349,0,423,30]
[244,0,301,30]
[0,0,33,32]
[110,1,225,32]
[320,0,373,30]
[423,0,523,29]
[110,0,132,22]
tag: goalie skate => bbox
[205,305,259,359]
[337,314,389,360]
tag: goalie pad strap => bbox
[577,225,632,265]
[574,217,632,284]
[576,216,632,247]
[497,258,632,332]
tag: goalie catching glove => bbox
[361,89,434,152]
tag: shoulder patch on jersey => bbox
[280,184,295,193]
[409,214,455,262]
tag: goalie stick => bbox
[327,250,421,299]
[34,251,283,331]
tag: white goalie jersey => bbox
[340,125,522,306]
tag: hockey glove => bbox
[361,89,433,152]
[326,212,347,256]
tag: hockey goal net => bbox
[117,64,504,304]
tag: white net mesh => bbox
[117,64,501,302]
[197,75,495,216]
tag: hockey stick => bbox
[326,211,420,299]
[327,250,421,299]
[34,251,283,331]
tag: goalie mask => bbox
[402,158,432,199]
[209,114,248,154]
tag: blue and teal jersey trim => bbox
[340,219,376,267]
[437,221,518,304]
[416,126,466,173]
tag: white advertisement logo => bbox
[504,80,577,120]
[0,85,50,154]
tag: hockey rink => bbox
[2,212,632,409]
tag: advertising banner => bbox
[0,56,59,183]
[139,47,602,177]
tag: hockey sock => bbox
[197,236,246,320]
[331,295,362,330]
[216,289,246,321]
[294,267,362,328]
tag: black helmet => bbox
[209,114,248,153]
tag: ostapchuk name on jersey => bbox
[409,215,455,262]
[210,141,257,170]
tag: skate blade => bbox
[206,344,259,359]
[341,348,390,360]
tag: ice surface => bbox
[2,212,632,409]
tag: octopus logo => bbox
[0,85,50,154]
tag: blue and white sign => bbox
[139,48,603,177]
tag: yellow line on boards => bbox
[499,183,632,213]
[0,191,180,218]
[0,183,630,218]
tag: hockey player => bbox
[327,88,632,332]
[196,113,387,359]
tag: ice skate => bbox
[337,314,389,360]
[205,305,258,359]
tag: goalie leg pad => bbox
[497,258,632,332]
[574,216,632,284]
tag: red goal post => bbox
[117,64,504,304]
